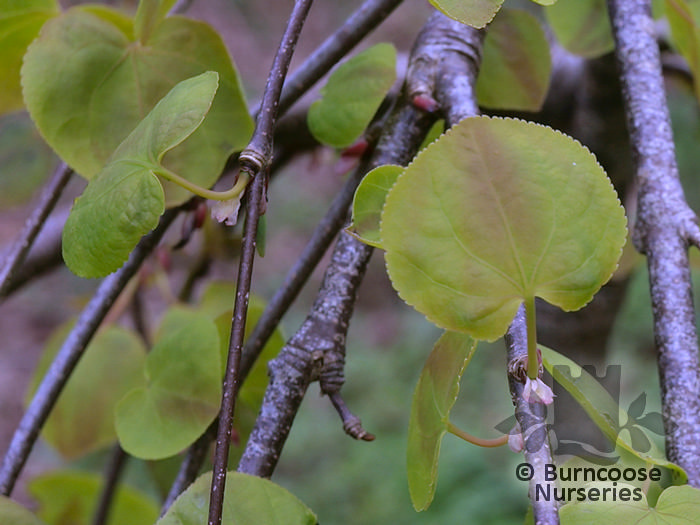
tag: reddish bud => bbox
[412,94,439,113]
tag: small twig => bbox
[91,445,128,525]
[278,0,404,116]
[0,208,179,496]
[0,162,72,299]
[208,1,314,523]
[505,305,560,525]
[607,0,700,485]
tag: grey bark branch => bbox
[419,12,559,523]
[506,306,560,525]
[0,208,179,496]
[607,0,700,484]
[209,1,314,523]
[237,23,448,473]
[0,162,71,299]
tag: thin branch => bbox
[239,158,370,379]
[0,208,179,496]
[0,162,71,299]
[208,1,314,523]
[607,0,700,485]
[278,0,404,116]
[91,445,128,525]
[505,306,559,525]
[237,17,445,473]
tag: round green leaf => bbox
[28,471,158,525]
[21,7,252,199]
[428,0,504,28]
[0,0,59,114]
[0,496,45,525]
[381,116,627,341]
[157,471,317,525]
[546,0,614,58]
[62,71,219,278]
[115,307,221,460]
[27,322,146,460]
[560,485,700,524]
[308,43,396,148]
[407,331,477,511]
[349,164,403,248]
[477,8,551,111]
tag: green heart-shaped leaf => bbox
[157,471,317,525]
[546,0,614,58]
[381,116,627,341]
[62,71,219,278]
[0,496,45,525]
[28,471,159,525]
[115,307,221,460]
[407,331,477,511]
[428,0,504,28]
[21,7,252,196]
[27,322,146,460]
[0,0,59,114]
[308,43,396,148]
[540,345,687,484]
[477,8,551,111]
[349,164,403,248]
[560,485,700,524]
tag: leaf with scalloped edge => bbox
[0,0,59,114]
[157,471,317,525]
[560,485,700,524]
[545,0,614,58]
[381,116,627,341]
[62,71,218,278]
[308,43,396,148]
[115,307,220,460]
[477,8,551,111]
[21,6,252,201]
[428,0,504,28]
[407,331,477,511]
[349,164,403,248]
[27,322,146,460]
[0,496,45,525]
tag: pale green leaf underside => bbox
[540,346,687,484]
[28,323,146,460]
[0,496,45,525]
[381,116,627,341]
[546,0,614,58]
[560,485,700,524]
[477,8,551,111]
[115,308,221,460]
[407,331,477,511]
[308,43,396,148]
[0,0,59,113]
[157,471,317,525]
[429,0,504,28]
[349,164,403,248]
[21,7,252,202]
[62,71,218,278]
